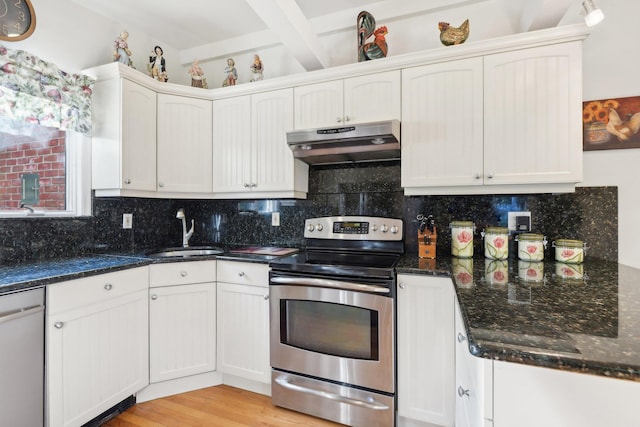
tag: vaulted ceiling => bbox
[73,0,575,70]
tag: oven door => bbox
[269,275,395,394]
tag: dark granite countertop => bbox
[397,255,640,382]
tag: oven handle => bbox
[270,276,390,294]
[275,376,390,410]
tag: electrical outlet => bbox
[122,213,133,229]
[507,211,531,232]
[271,212,280,227]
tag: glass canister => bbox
[515,233,547,262]
[450,221,475,258]
[482,226,509,260]
[553,239,586,264]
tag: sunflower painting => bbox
[583,96,640,151]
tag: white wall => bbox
[5,0,638,267]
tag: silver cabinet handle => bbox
[244,183,250,188]
[487,174,494,179]
[124,178,131,184]
[399,283,406,289]
[458,386,470,397]
[180,271,188,277]
[151,294,158,300]
[344,115,350,122]
[271,276,390,294]
[238,272,246,277]
[263,294,269,300]
[457,332,467,343]
[336,117,342,123]
[0,305,43,325]
[54,321,64,329]
[158,182,165,187]
[104,283,113,291]
[475,174,481,180]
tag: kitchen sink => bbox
[148,246,224,258]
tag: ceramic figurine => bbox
[188,59,208,88]
[250,54,263,82]
[113,30,133,67]
[222,58,238,87]
[438,19,470,46]
[357,11,388,62]
[149,45,168,82]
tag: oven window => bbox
[281,300,379,360]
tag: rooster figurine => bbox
[438,19,470,46]
[358,11,388,62]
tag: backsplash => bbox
[0,161,618,264]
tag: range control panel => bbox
[304,216,403,241]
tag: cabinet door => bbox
[149,283,216,383]
[216,282,270,384]
[344,70,401,123]
[397,274,455,426]
[401,58,484,190]
[212,96,252,192]
[484,42,582,185]
[252,88,298,192]
[293,80,343,129]
[157,94,213,193]
[47,290,148,427]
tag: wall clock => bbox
[0,0,36,41]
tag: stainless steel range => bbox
[269,216,404,427]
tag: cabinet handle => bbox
[475,174,481,180]
[487,174,494,179]
[180,271,188,277]
[344,115,350,122]
[251,183,257,188]
[158,182,165,187]
[244,183,250,188]
[124,178,131,184]
[238,272,246,277]
[458,386,470,397]
[54,321,64,329]
[457,332,467,343]
[263,294,269,300]
[151,294,158,300]
[399,283,406,289]
[104,283,113,291]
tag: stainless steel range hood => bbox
[286,120,400,165]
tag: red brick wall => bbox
[0,130,66,210]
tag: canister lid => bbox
[450,221,474,227]
[555,239,583,248]
[485,226,508,234]
[518,233,544,241]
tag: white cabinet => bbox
[455,299,493,427]
[92,77,157,195]
[212,89,308,198]
[46,267,149,427]
[397,274,455,427]
[493,360,640,427]
[157,94,213,194]
[402,41,583,195]
[216,261,270,384]
[294,70,400,129]
[149,261,216,383]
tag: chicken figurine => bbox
[358,11,388,62]
[438,19,470,46]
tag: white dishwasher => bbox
[0,287,45,427]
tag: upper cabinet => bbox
[157,94,213,194]
[91,77,157,196]
[212,88,308,198]
[293,70,401,129]
[402,41,583,195]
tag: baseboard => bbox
[223,374,272,397]
[135,371,223,402]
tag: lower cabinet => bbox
[216,261,271,384]
[397,274,455,427]
[46,267,149,427]
[149,261,217,383]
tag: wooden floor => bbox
[103,385,344,427]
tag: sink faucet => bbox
[176,209,195,247]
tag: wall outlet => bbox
[271,212,280,227]
[507,211,531,232]
[122,213,133,229]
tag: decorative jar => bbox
[515,233,547,262]
[482,226,509,259]
[553,239,586,264]
[450,221,475,258]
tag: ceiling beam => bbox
[244,0,330,71]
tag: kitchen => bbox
[1,0,640,426]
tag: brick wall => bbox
[0,130,66,210]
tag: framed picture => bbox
[583,95,640,151]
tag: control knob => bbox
[316,224,323,231]
[380,224,389,233]
[307,224,315,232]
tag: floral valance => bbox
[0,44,95,135]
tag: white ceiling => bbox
[73,0,576,70]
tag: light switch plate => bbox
[122,213,133,229]
[271,212,280,227]
[507,211,531,231]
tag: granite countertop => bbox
[397,255,640,382]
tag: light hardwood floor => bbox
[103,385,344,427]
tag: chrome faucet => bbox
[176,208,194,247]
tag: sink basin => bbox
[148,246,224,258]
